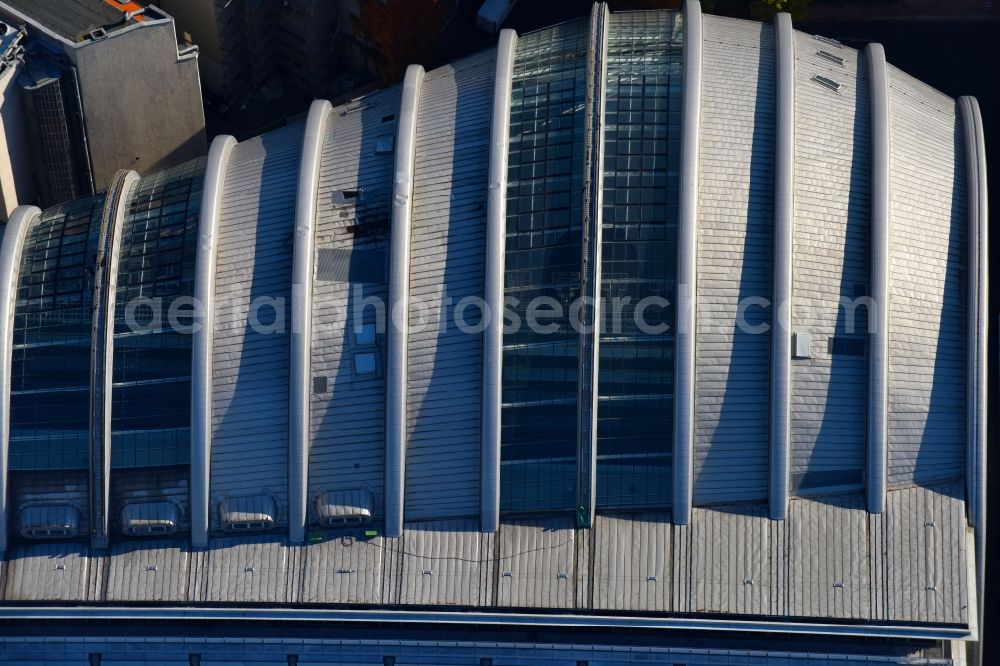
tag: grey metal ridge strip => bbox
[576,1,609,530]
[89,169,140,550]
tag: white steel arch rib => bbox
[190,134,238,549]
[958,93,988,635]
[673,0,703,525]
[290,99,333,544]
[865,43,890,515]
[0,205,41,553]
[482,29,518,534]
[769,12,794,521]
[386,65,424,538]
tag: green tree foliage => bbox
[751,0,812,20]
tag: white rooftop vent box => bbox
[17,505,80,540]
[792,331,812,359]
[218,496,276,533]
[315,489,374,527]
[120,501,180,537]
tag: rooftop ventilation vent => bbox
[374,135,394,155]
[18,505,80,540]
[218,496,276,533]
[88,28,108,41]
[813,34,843,48]
[829,336,866,356]
[816,50,845,66]
[120,501,180,537]
[314,489,375,527]
[811,75,841,92]
[332,189,361,208]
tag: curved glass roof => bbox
[9,193,105,471]
[111,157,207,469]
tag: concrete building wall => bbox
[68,20,206,189]
[156,0,225,96]
[0,62,33,218]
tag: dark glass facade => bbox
[596,11,682,507]
[9,194,106,470]
[111,158,206,468]
[8,159,208,473]
[501,12,683,513]
[500,20,588,512]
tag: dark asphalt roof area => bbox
[1,0,139,42]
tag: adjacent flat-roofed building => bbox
[0,0,206,209]
[0,2,987,663]
[0,23,32,221]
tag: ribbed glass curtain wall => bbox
[500,20,588,513]
[7,156,207,475]
[9,195,105,471]
[111,158,207,468]
[501,10,683,514]
[596,11,681,508]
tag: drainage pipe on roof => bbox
[0,205,40,553]
[673,0,702,525]
[90,168,140,550]
[958,94,988,638]
[482,29,517,534]
[769,12,794,522]
[386,65,424,538]
[290,99,332,545]
[190,134,237,549]
[865,43,889,516]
